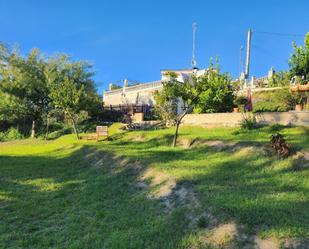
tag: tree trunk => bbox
[45,116,50,140]
[172,120,181,147]
[31,120,36,138]
[71,117,80,140]
[172,108,190,147]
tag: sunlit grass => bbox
[0,124,308,248]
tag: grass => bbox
[0,124,308,248]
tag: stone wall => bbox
[181,112,309,127]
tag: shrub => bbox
[270,133,291,157]
[48,127,72,140]
[79,120,97,133]
[4,127,23,141]
[0,132,6,142]
[153,90,177,125]
[253,89,295,112]
[240,113,258,130]
[6,127,23,140]
[293,91,308,105]
[234,95,248,110]
[253,101,286,112]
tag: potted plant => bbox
[234,95,248,112]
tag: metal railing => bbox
[104,81,162,96]
[103,104,154,114]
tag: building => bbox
[103,68,209,108]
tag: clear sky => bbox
[0,0,308,94]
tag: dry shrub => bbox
[270,133,291,157]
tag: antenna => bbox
[239,45,244,76]
[191,22,197,68]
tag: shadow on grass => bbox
[1,131,308,248]
[0,145,195,249]
[100,135,309,240]
[104,135,309,245]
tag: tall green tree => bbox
[0,44,101,139]
[0,45,50,137]
[289,32,309,84]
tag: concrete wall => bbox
[103,81,162,106]
[181,112,309,127]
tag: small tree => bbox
[289,33,309,84]
[157,63,233,147]
[47,55,97,140]
[194,68,233,113]
[49,76,84,139]
[154,90,178,126]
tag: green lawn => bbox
[0,125,308,249]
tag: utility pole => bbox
[191,22,197,68]
[245,28,252,80]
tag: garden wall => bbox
[181,112,309,127]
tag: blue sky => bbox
[0,0,308,94]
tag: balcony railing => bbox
[104,80,162,96]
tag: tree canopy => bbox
[0,43,101,139]
[289,32,309,84]
[155,61,234,146]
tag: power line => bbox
[251,43,285,63]
[253,30,305,38]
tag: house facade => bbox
[103,68,209,107]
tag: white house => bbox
[103,68,209,107]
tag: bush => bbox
[6,127,23,140]
[79,120,97,133]
[253,89,295,113]
[0,127,23,142]
[270,133,291,157]
[253,101,286,112]
[234,95,248,110]
[153,90,177,125]
[240,113,258,130]
[48,127,72,140]
[0,132,6,142]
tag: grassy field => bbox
[0,124,308,249]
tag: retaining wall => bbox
[181,112,309,127]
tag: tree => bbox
[157,63,233,147]
[49,76,83,139]
[0,45,50,138]
[48,55,97,140]
[289,32,309,84]
[0,43,102,140]
[193,66,233,113]
[154,90,178,126]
